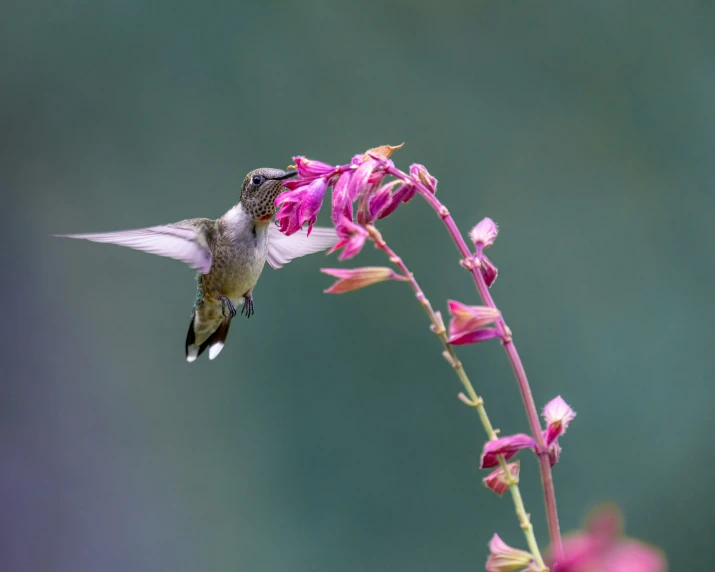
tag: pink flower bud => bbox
[470,217,499,248]
[486,534,535,572]
[483,462,520,496]
[446,300,501,345]
[479,255,499,288]
[542,396,576,446]
[409,163,437,193]
[321,267,406,294]
[480,434,537,469]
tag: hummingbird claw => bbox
[219,296,237,319]
[241,294,254,319]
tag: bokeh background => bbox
[2,1,713,570]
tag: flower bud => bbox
[321,267,406,294]
[486,534,535,572]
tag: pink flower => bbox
[551,505,667,572]
[321,267,407,294]
[470,217,499,248]
[480,434,536,469]
[331,170,354,226]
[446,300,501,345]
[293,156,336,179]
[542,396,576,446]
[275,177,328,236]
[347,158,380,206]
[468,217,499,287]
[328,218,369,261]
[377,183,417,220]
[368,180,402,221]
[486,534,536,572]
[483,461,520,496]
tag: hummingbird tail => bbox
[185,315,232,362]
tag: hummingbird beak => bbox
[274,170,299,180]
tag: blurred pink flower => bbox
[321,267,407,294]
[483,461,520,496]
[543,396,576,446]
[480,434,536,469]
[486,534,536,572]
[551,505,667,572]
[447,300,501,345]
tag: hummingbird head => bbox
[240,168,298,221]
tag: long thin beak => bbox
[275,170,299,180]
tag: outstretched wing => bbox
[56,218,215,274]
[266,225,338,269]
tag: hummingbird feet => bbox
[219,296,237,319]
[241,293,254,319]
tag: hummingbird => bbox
[57,168,337,362]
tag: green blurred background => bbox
[3,1,713,570]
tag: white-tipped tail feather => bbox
[208,342,224,360]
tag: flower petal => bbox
[447,327,501,346]
[480,434,537,469]
[331,170,354,226]
[328,218,369,261]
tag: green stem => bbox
[366,225,547,572]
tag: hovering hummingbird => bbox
[57,168,337,362]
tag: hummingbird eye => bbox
[252,175,263,186]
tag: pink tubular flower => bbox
[446,300,501,345]
[480,434,536,469]
[293,156,336,179]
[486,534,536,572]
[551,505,667,572]
[377,183,417,220]
[470,217,499,248]
[331,170,354,226]
[483,461,520,496]
[275,177,328,236]
[543,396,576,446]
[321,267,406,294]
[328,218,369,261]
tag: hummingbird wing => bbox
[56,218,215,274]
[266,225,338,269]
